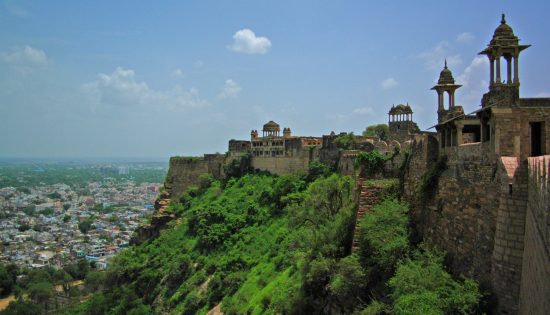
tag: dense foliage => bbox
[49,170,481,315]
[333,132,357,150]
[354,151,388,177]
[389,246,481,315]
[0,260,93,315]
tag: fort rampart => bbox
[519,156,550,314]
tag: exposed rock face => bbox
[130,191,174,246]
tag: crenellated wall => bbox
[519,156,550,314]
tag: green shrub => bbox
[334,132,357,150]
[306,159,332,182]
[355,151,388,177]
[358,199,409,273]
[388,246,481,315]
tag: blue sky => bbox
[1,0,549,158]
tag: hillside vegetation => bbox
[57,165,480,315]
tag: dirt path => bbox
[0,295,16,311]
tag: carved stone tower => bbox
[479,14,530,107]
[431,60,462,123]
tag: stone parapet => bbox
[519,156,550,314]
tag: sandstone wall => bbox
[519,156,550,314]
[402,134,438,200]
[251,156,310,175]
[165,155,225,198]
[410,150,500,285]
[491,157,528,314]
[403,136,549,313]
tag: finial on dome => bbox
[501,13,506,24]
[444,58,448,69]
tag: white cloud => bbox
[83,67,208,110]
[218,79,241,99]
[0,45,48,66]
[456,32,475,44]
[381,77,398,90]
[456,56,489,105]
[172,68,184,77]
[536,92,550,98]
[229,29,272,54]
[352,107,374,115]
[418,41,462,70]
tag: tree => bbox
[334,132,357,150]
[17,224,30,232]
[28,282,53,310]
[363,124,389,141]
[47,192,62,200]
[64,259,90,280]
[329,255,366,311]
[85,271,106,292]
[22,205,35,216]
[38,208,54,216]
[0,264,19,297]
[78,219,94,234]
[0,300,42,315]
[389,246,481,315]
[306,160,332,182]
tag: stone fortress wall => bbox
[520,156,550,314]
[159,14,550,315]
[164,154,225,199]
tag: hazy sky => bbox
[1,1,549,159]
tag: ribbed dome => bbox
[389,104,413,115]
[437,60,455,84]
[263,120,280,131]
[493,14,515,39]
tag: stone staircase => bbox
[352,178,382,252]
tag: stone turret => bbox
[431,60,462,123]
[283,127,292,138]
[479,14,530,90]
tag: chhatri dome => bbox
[437,60,455,85]
[263,120,280,131]
[493,14,515,40]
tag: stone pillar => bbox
[438,91,444,111]
[513,54,519,84]
[448,92,453,109]
[456,123,463,146]
[451,90,455,108]
[490,56,495,86]
[480,122,485,142]
[506,56,512,85]
[496,56,502,84]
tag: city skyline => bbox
[1,1,549,158]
